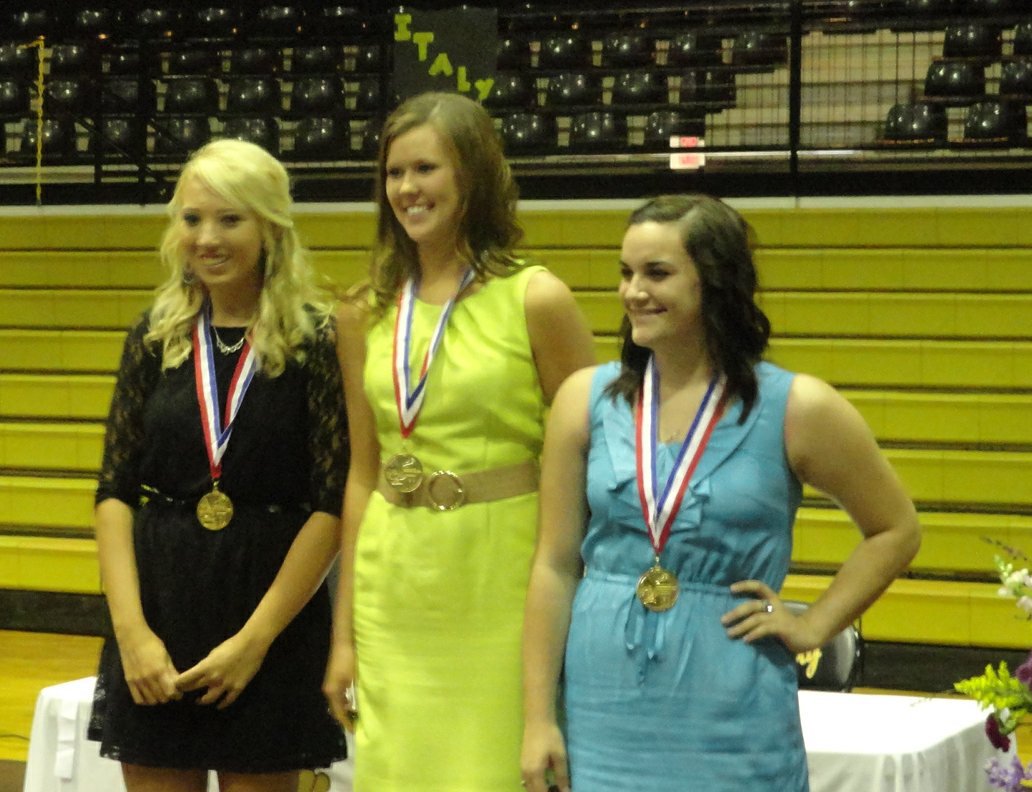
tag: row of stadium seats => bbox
[1,107,706,162]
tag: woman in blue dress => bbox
[520,195,921,792]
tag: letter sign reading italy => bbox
[393,7,498,102]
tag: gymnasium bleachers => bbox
[1,202,1030,655]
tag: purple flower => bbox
[986,714,1012,752]
[1016,650,1032,688]
[985,755,1032,791]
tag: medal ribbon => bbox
[392,268,475,438]
[193,306,257,482]
[635,356,726,560]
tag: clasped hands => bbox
[118,626,268,710]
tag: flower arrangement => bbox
[955,554,1032,790]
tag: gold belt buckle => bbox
[426,470,465,511]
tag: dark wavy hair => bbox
[367,91,524,316]
[605,195,771,422]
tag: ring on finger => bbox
[762,599,774,614]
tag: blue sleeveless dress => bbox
[564,361,809,791]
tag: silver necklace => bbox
[211,325,246,355]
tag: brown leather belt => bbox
[376,459,539,511]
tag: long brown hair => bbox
[605,195,770,422]
[367,91,524,316]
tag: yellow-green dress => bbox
[353,266,546,791]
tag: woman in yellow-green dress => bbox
[322,91,595,791]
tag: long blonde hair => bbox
[146,138,330,376]
[368,91,524,317]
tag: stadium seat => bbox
[784,601,862,692]
[732,31,788,69]
[0,80,29,117]
[643,109,705,150]
[602,32,653,67]
[1014,22,1032,56]
[291,45,341,74]
[482,73,535,109]
[167,49,221,76]
[497,37,530,70]
[225,76,281,115]
[134,7,182,39]
[546,73,600,107]
[44,79,93,117]
[962,101,1027,146]
[305,5,360,34]
[252,5,301,37]
[161,78,219,115]
[350,45,383,73]
[569,111,627,152]
[154,116,211,157]
[612,71,667,105]
[666,32,724,67]
[228,47,280,75]
[359,121,380,157]
[9,8,48,39]
[924,61,985,104]
[72,8,121,39]
[49,45,97,77]
[101,77,157,115]
[0,44,35,81]
[700,70,737,111]
[882,102,947,144]
[500,111,556,154]
[93,117,145,160]
[19,118,79,163]
[291,116,349,160]
[353,76,382,112]
[289,76,346,117]
[942,23,1002,59]
[221,117,280,154]
[107,49,159,77]
[538,34,593,69]
[186,7,235,39]
[1000,59,1032,100]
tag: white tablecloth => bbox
[799,689,1009,792]
[22,677,354,792]
[23,678,1005,792]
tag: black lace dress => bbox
[87,312,348,772]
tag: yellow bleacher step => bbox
[575,291,1032,338]
[804,447,1032,510]
[782,574,1030,649]
[755,248,1032,292]
[0,422,105,472]
[0,289,152,329]
[793,508,1032,574]
[845,390,1032,446]
[543,247,1032,292]
[0,475,95,531]
[0,251,160,288]
[594,336,1032,388]
[0,329,125,372]
[0,535,99,593]
[0,374,115,420]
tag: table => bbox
[23,678,1004,792]
[799,689,1010,792]
[22,677,354,792]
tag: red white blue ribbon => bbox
[193,307,256,481]
[635,357,726,558]
[392,268,475,438]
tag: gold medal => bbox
[383,453,424,493]
[196,483,234,531]
[636,565,679,612]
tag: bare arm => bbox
[176,510,341,707]
[323,298,381,728]
[525,269,596,404]
[95,497,181,705]
[521,367,595,792]
[723,373,920,652]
